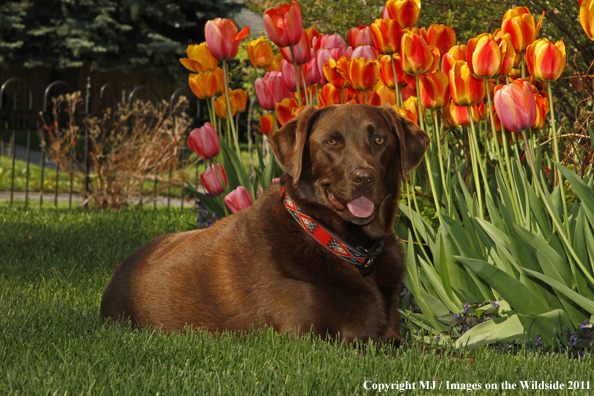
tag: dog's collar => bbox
[281,187,384,277]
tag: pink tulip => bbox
[493,79,537,132]
[263,1,303,48]
[200,164,228,195]
[205,18,250,60]
[352,45,378,61]
[348,25,375,48]
[279,30,311,65]
[224,186,253,214]
[313,34,347,51]
[255,71,292,111]
[187,123,220,160]
[281,59,307,92]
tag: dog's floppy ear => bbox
[269,106,320,182]
[380,104,430,177]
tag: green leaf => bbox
[220,139,255,201]
[455,257,548,315]
[455,315,524,349]
[185,181,224,217]
[517,309,576,347]
[398,202,436,249]
[554,161,594,228]
[418,257,460,313]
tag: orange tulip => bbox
[342,57,380,91]
[501,7,544,53]
[448,60,485,106]
[449,101,481,126]
[374,81,397,105]
[442,45,467,77]
[266,54,284,72]
[496,33,516,77]
[370,18,404,55]
[384,0,421,28]
[247,37,274,69]
[531,93,549,130]
[188,68,224,99]
[418,71,450,109]
[467,34,503,79]
[580,0,594,40]
[263,1,303,48]
[403,96,419,123]
[525,39,566,81]
[426,24,456,59]
[401,33,438,75]
[231,89,248,113]
[401,84,417,101]
[275,97,300,125]
[180,43,218,73]
[215,89,237,119]
[379,54,407,89]
[392,106,418,125]
[205,18,250,60]
[255,114,277,137]
[323,57,350,89]
[319,84,355,107]
[304,27,322,46]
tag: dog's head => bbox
[270,104,429,234]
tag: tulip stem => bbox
[547,83,570,240]
[210,97,217,133]
[299,65,309,106]
[501,126,522,223]
[405,173,431,263]
[433,110,450,215]
[363,89,368,105]
[520,52,526,79]
[290,46,302,107]
[414,75,425,131]
[390,54,402,108]
[520,129,593,286]
[222,60,241,157]
[465,117,484,219]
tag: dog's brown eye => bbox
[327,139,337,146]
[375,137,385,145]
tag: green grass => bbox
[1,208,592,395]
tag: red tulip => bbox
[448,101,482,126]
[275,97,300,125]
[304,27,322,47]
[531,93,549,130]
[348,25,375,48]
[316,46,352,85]
[281,59,307,92]
[392,105,418,125]
[373,81,397,105]
[351,45,378,61]
[401,32,436,75]
[350,90,382,106]
[254,114,277,137]
[581,0,594,40]
[323,57,350,89]
[501,7,544,53]
[384,0,421,28]
[224,186,253,214]
[263,1,303,48]
[379,54,407,89]
[496,34,517,77]
[341,57,380,91]
[255,70,293,111]
[442,45,467,77]
[401,84,417,101]
[426,24,456,58]
[525,39,566,81]
[449,60,485,106]
[467,34,503,79]
[418,71,450,109]
[200,164,227,195]
[493,79,537,132]
[279,30,311,65]
[188,123,220,160]
[370,18,404,55]
[205,18,250,60]
[318,84,355,107]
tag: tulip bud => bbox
[279,30,312,65]
[449,60,486,106]
[205,18,250,60]
[215,89,237,119]
[254,114,277,137]
[200,164,227,195]
[348,25,375,48]
[525,39,566,82]
[384,0,421,28]
[180,43,218,73]
[275,97,300,125]
[500,7,544,53]
[418,71,450,109]
[247,37,274,69]
[426,24,456,59]
[224,186,253,214]
[188,123,220,160]
[401,33,436,75]
[263,1,303,48]
[188,68,224,99]
[370,19,404,55]
[266,54,284,72]
[493,79,537,132]
[580,0,594,40]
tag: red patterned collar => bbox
[281,187,384,277]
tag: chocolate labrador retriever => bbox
[100,104,429,344]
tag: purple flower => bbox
[493,301,499,307]
[462,303,469,315]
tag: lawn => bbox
[1,207,592,395]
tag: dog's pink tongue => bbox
[347,196,375,218]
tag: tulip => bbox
[493,79,537,132]
[351,45,378,61]
[247,37,274,69]
[188,123,220,160]
[467,34,502,79]
[374,81,397,105]
[531,93,549,130]
[319,84,355,106]
[188,68,224,99]
[500,7,544,53]
[401,84,417,101]
[266,54,284,72]
[225,186,253,214]
[263,1,303,47]
[384,0,421,28]
[254,114,277,137]
[418,71,450,109]
[205,18,250,60]
[316,46,352,85]
[281,59,305,92]
[342,57,380,92]
[525,39,566,81]
[479,103,502,132]
[370,19,404,55]
[294,83,318,104]
[448,60,485,106]
[304,56,321,86]
[275,97,300,125]
[313,34,347,52]
[279,30,311,65]
[348,25,375,48]
[200,164,227,195]
[323,57,350,89]
[304,27,322,47]
[379,54,407,89]
[392,106,418,125]
[442,45,467,77]
[495,34,516,77]
[231,89,248,113]
[352,90,382,106]
[255,70,293,111]
[180,43,218,73]
[449,101,481,126]
[401,33,436,75]
[215,89,237,119]
[426,24,456,59]
[581,0,594,40]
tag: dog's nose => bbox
[350,168,376,188]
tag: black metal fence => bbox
[0,77,204,209]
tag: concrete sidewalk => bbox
[0,191,191,208]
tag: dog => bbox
[100,104,429,345]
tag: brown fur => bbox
[100,104,429,344]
